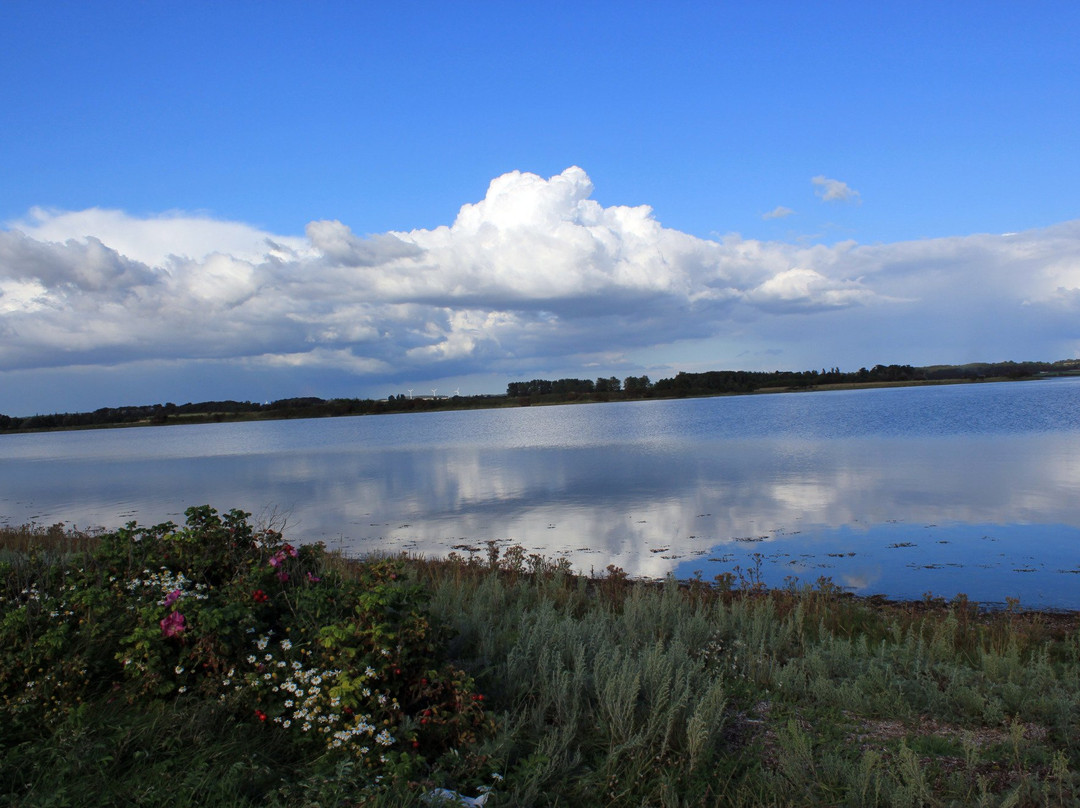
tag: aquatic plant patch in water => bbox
[675,521,1080,611]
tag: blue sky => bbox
[2,2,1079,415]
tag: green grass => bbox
[3,521,1080,806]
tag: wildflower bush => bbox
[8,512,1080,806]
[0,506,493,802]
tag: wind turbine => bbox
[453,387,461,397]
[431,388,438,398]
[407,389,413,399]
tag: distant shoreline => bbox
[8,371,1080,436]
[2,362,1078,435]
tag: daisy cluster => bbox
[3,568,68,609]
[124,567,209,606]
[2,569,76,621]
[233,633,401,759]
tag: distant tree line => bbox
[505,376,655,398]
[1,359,1077,433]
[652,364,918,396]
[0,393,501,433]
[507,360,1080,403]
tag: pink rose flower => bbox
[160,611,186,638]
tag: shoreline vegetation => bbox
[2,358,1079,434]
[3,511,1080,806]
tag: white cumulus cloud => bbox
[812,175,861,203]
[762,205,795,220]
[13,206,309,266]
[1,166,1078,412]
[746,268,875,312]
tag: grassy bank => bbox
[3,513,1080,806]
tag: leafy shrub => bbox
[0,506,493,801]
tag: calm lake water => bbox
[3,379,1080,609]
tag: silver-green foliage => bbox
[422,559,1080,806]
[431,575,730,806]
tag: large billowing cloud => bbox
[2,166,1079,411]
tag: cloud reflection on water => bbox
[3,383,1080,607]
